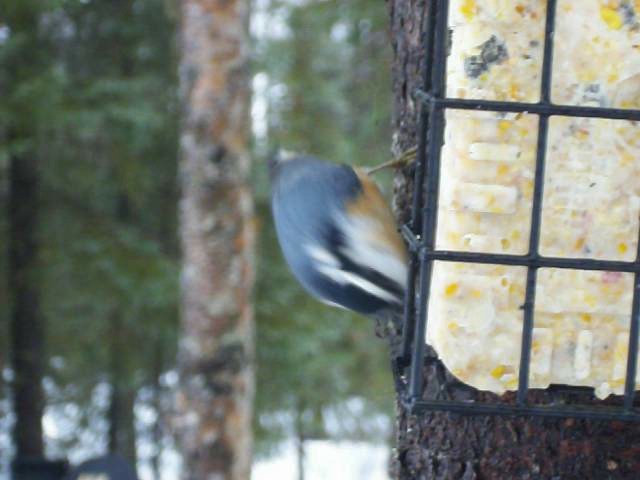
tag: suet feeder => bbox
[398,0,640,421]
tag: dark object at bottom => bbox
[65,454,138,480]
[11,457,69,480]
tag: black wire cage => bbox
[398,0,640,421]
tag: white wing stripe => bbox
[305,244,340,267]
[338,215,407,288]
[316,264,399,304]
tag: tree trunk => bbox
[150,340,165,480]
[107,382,138,468]
[174,0,255,479]
[7,4,46,460]
[107,311,138,471]
[388,1,640,479]
[294,406,306,480]
[9,138,45,459]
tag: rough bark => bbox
[174,1,255,479]
[7,4,46,460]
[388,1,640,479]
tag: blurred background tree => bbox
[173,0,254,478]
[0,0,395,478]
[2,0,180,476]
[4,0,50,462]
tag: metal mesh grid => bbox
[398,0,640,421]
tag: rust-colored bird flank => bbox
[349,168,407,263]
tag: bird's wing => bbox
[340,168,407,289]
[306,168,408,309]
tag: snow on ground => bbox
[252,440,390,480]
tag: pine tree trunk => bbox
[7,4,46,460]
[150,340,165,480]
[107,311,138,472]
[107,382,138,468]
[388,1,640,478]
[294,406,306,480]
[174,0,255,479]
[9,139,45,459]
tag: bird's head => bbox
[267,148,300,181]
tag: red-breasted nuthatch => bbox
[269,152,408,317]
